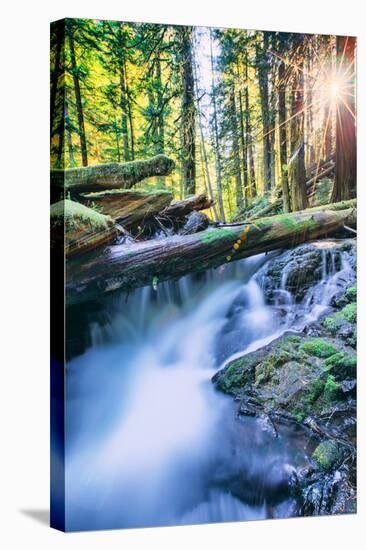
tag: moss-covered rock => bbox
[312,440,341,470]
[345,286,357,302]
[301,338,337,358]
[324,351,356,378]
[213,333,349,421]
[321,285,357,349]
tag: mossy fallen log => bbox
[79,189,173,228]
[66,200,356,304]
[51,199,117,258]
[51,154,175,196]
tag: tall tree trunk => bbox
[210,30,225,222]
[278,60,290,212]
[289,61,308,211]
[118,30,130,162]
[323,35,333,161]
[123,58,135,160]
[237,61,248,206]
[50,20,64,138]
[331,36,356,202]
[156,56,165,154]
[192,45,219,221]
[64,90,75,167]
[269,67,277,189]
[306,51,315,167]
[66,20,88,166]
[56,120,64,168]
[245,60,256,198]
[256,33,271,191]
[324,103,333,160]
[180,26,196,196]
[230,88,243,209]
[114,118,121,162]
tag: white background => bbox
[0,0,365,548]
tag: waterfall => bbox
[64,241,355,531]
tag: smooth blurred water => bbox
[65,243,355,530]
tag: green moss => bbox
[285,335,301,344]
[342,302,357,323]
[200,227,236,244]
[348,331,357,348]
[323,374,341,400]
[322,312,343,333]
[304,378,325,403]
[254,354,278,386]
[301,338,337,359]
[293,408,306,422]
[345,286,357,302]
[219,362,244,392]
[312,440,340,470]
[324,352,356,370]
[84,188,172,198]
[51,199,113,229]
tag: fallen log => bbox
[160,193,214,219]
[51,154,175,194]
[66,200,356,304]
[51,199,118,258]
[79,189,173,228]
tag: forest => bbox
[50,19,357,530]
[51,20,356,218]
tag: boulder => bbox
[180,211,210,235]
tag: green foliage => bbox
[322,312,343,333]
[304,379,325,403]
[345,286,357,302]
[51,19,348,220]
[342,303,357,323]
[301,338,337,358]
[324,352,356,370]
[323,374,341,400]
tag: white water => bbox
[65,243,355,531]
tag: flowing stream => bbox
[65,242,354,531]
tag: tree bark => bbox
[51,200,117,258]
[66,200,356,304]
[331,36,356,202]
[51,154,175,195]
[66,20,88,167]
